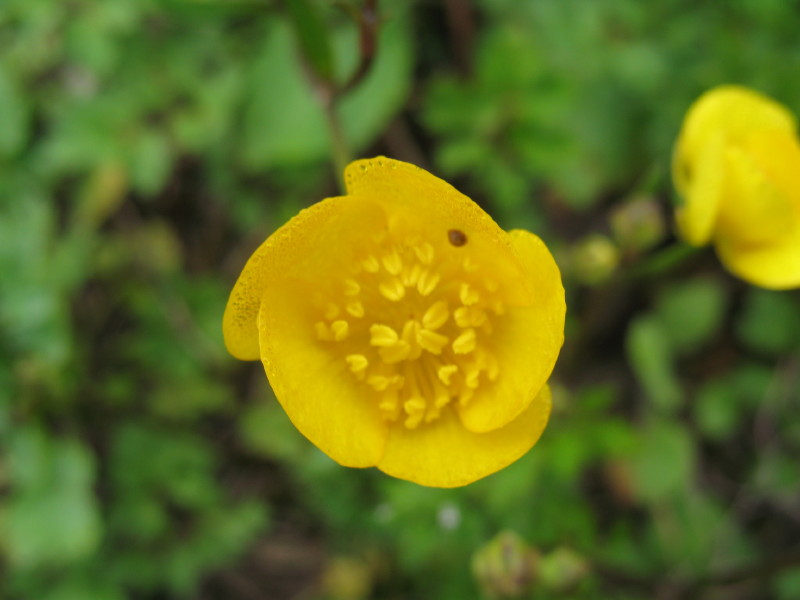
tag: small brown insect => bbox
[448,229,467,247]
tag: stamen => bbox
[401,320,423,360]
[368,375,391,391]
[382,252,403,275]
[331,320,349,341]
[464,364,481,389]
[454,306,487,328]
[379,277,406,301]
[380,340,411,364]
[324,303,340,320]
[422,300,449,330]
[401,264,422,287]
[345,354,368,375]
[417,270,440,296]
[414,242,434,265]
[403,398,426,429]
[362,255,380,273]
[417,328,449,355]
[370,324,399,347]
[437,364,458,385]
[346,301,365,318]
[379,391,400,418]
[463,257,479,272]
[344,279,360,296]
[459,283,480,306]
[453,328,477,354]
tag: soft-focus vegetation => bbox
[1,1,799,599]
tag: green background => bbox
[2,1,799,598]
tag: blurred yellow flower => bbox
[223,157,565,487]
[673,85,800,289]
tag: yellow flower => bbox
[223,157,565,487]
[673,85,800,289]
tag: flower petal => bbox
[716,235,800,290]
[377,385,552,488]
[715,132,799,246]
[673,85,797,247]
[344,157,534,303]
[675,132,725,246]
[258,290,389,468]
[457,229,565,433]
[223,195,386,360]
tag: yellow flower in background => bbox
[673,85,800,289]
[223,157,565,487]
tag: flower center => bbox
[313,232,505,429]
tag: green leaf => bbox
[632,419,694,503]
[626,315,682,413]
[655,277,727,355]
[694,379,741,440]
[3,426,101,567]
[0,66,29,157]
[284,0,335,83]
[736,289,800,356]
[240,11,412,169]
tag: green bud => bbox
[571,234,620,285]
[609,195,666,253]
[537,546,591,593]
[471,530,539,599]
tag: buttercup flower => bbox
[673,85,800,289]
[223,157,565,487]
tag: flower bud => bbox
[570,234,620,285]
[471,530,539,598]
[537,546,591,593]
[609,195,666,253]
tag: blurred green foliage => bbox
[2,0,800,599]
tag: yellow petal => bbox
[457,229,565,433]
[673,85,797,246]
[377,385,552,488]
[222,195,385,360]
[258,296,388,468]
[714,135,797,246]
[716,234,800,290]
[344,157,534,305]
[674,85,796,190]
[674,132,725,246]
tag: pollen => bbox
[313,232,506,428]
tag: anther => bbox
[437,364,458,385]
[417,328,449,355]
[414,242,434,265]
[362,255,380,273]
[344,279,361,296]
[459,283,480,306]
[422,300,449,330]
[380,341,411,364]
[401,264,422,287]
[382,252,403,275]
[324,303,340,320]
[452,328,477,354]
[331,320,349,341]
[368,375,391,391]
[346,301,365,318]
[370,324,399,347]
[417,270,440,296]
[379,278,405,301]
[455,306,487,328]
[345,354,369,374]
